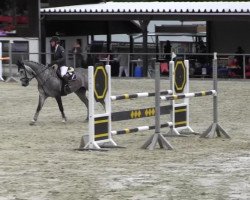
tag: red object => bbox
[246,71,250,78]
[244,65,250,78]
[0,15,28,24]
[228,71,237,78]
[160,62,169,73]
[16,16,29,24]
[3,24,15,32]
[0,16,12,23]
[246,65,250,72]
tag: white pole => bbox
[106,64,117,147]
[6,40,18,82]
[0,42,4,81]
[8,40,12,78]
[87,66,99,149]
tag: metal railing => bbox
[1,51,250,81]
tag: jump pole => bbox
[141,62,174,150]
[200,53,230,138]
[111,90,172,101]
[160,90,217,101]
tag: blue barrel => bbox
[134,66,142,77]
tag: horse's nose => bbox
[22,82,29,87]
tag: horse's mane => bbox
[23,60,57,77]
[24,60,46,68]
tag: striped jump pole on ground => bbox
[111,122,173,135]
[111,90,172,101]
[160,90,217,101]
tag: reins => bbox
[22,62,54,89]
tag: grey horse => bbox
[17,60,91,125]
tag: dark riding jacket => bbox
[51,45,66,67]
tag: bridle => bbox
[18,61,52,88]
[18,63,35,83]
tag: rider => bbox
[49,36,73,83]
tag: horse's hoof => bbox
[29,120,36,126]
[62,118,67,123]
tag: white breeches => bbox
[60,66,68,77]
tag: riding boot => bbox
[62,74,69,84]
[62,74,71,94]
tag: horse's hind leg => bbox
[75,87,89,122]
[30,95,47,125]
[55,96,67,123]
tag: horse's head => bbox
[17,60,35,87]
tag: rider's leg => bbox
[60,66,71,94]
[60,66,68,78]
[60,66,69,83]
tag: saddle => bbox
[53,65,77,96]
[55,66,76,81]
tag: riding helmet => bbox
[50,36,60,43]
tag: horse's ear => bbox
[16,60,22,66]
[16,60,24,71]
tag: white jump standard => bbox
[166,59,195,136]
[83,65,117,149]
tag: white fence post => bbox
[0,42,4,81]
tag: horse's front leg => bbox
[30,95,47,125]
[55,96,67,123]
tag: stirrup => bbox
[71,74,76,80]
